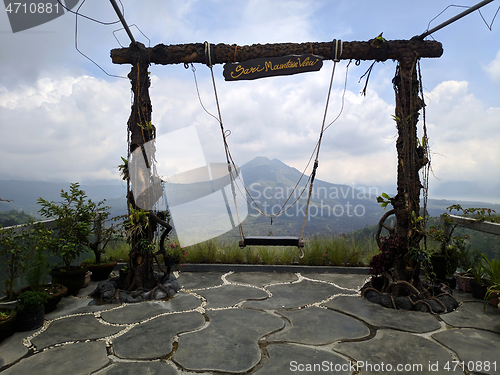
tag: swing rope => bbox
[300,39,342,243]
[197,40,344,250]
[205,42,245,242]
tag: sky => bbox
[0,0,499,204]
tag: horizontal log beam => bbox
[448,214,500,236]
[111,39,443,66]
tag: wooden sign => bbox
[223,53,323,81]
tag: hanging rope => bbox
[300,39,342,245]
[204,42,245,242]
[193,40,345,252]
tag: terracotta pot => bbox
[456,273,473,292]
[50,266,89,296]
[0,307,17,342]
[82,261,118,281]
[83,270,92,287]
[488,293,499,308]
[17,284,68,314]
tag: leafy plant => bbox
[482,253,500,286]
[16,291,48,313]
[454,237,482,272]
[368,234,404,277]
[376,192,393,210]
[136,238,155,254]
[85,202,120,265]
[37,183,94,271]
[484,283,500,308]
[0,221,52,300]
[122,205,150,243]
[0,225,29,301]
[0,309,14,321]
[468,261,486,285]
[118,157,129,181]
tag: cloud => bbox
[484,49,500,82]
[425,80,500,185]
[0,75,129,181]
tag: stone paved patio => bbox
[1,270,499,374]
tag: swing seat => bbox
[239,236,304,248]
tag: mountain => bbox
[0,180,127,219]
[236,156,383,238]
[1,157,498,240]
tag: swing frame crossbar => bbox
[239,236,305,248]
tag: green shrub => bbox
[16,291,48,313]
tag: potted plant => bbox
[81,202,120,281]
[482,254,500,307]
[454,238,481,292]
[0,307,17,342]
[0,221,42,305]
[17,225,68,313]
[484,284,500,309]
[468,260,488,300]
[165,242,186,267]
[428,212,460,285]
[37,183,94,296]
[16,290,48,331]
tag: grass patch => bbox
[103,234,379,267]
[104,239,130,262]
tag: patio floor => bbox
[1,269,499,374]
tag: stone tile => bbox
[113,311,205,360]
[101,293,200,324]
[452,289,477,304]
[177,272,225,290]
[324,295,441,333]
[440,301,500,333]
[335,329,463,375]
[45,297,112,320]
[0,341,109,375]
[255,344,351,374]
[196,284,268,309]
[266,306,370,345]
[0,330,31,366]
[99,361,177,375]
[433,328,500,375]
[303,273,369,290]
[31,314,123,350]
[244,279,346,310]
[226,272,298,287]
[173,308,283,373]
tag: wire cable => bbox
[58,0,128,79]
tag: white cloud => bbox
[484,49,500,82]
[0,76,129,181]
[425,80,500,185]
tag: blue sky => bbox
[0,0,499,203]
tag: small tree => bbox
[0,221,53,300]
[37,183,94,271]
[86,201,119,265]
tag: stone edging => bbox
[114,262,370,274]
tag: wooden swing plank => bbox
[239,236,304,248]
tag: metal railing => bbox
[1,219,58,235]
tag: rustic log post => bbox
[391,54,427,287]
[123,42,158,291]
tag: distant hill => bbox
[236,156,383,238]
[0,180,127,220]
[1,157,499,240]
